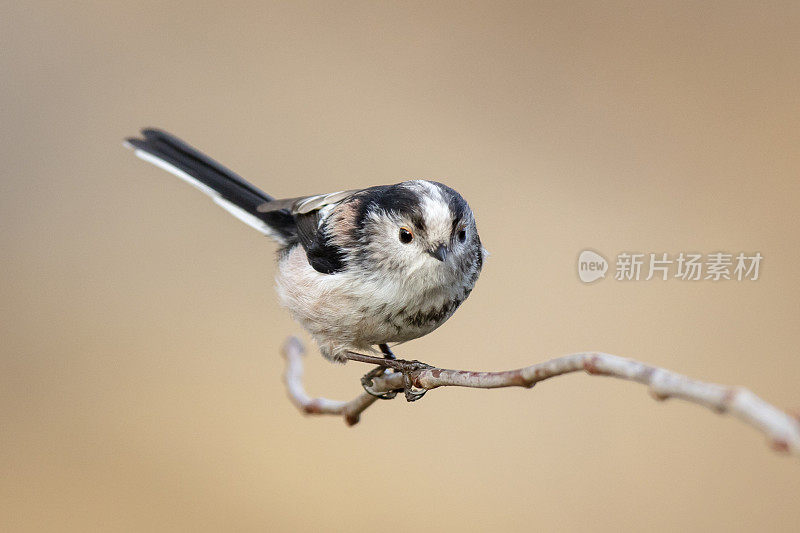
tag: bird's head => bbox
[347,180,484,285]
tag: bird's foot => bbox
[359,349,432,402]
[361,365,400,400]
[397,359,432,402]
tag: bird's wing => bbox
[256,189,359,215]
[258,189,361,274]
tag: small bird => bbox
[125,129,485,400]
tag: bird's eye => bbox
[399,227,414,244]
[457,228,467,243]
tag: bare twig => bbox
[281,337,800,456]
[282,337,381,425]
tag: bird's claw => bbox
[361,366,400,400]
[360,358,432,402]
[402,373,427,402]
[361,359,432,402]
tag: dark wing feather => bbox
[259,190,359,274]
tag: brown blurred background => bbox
[2,1,799,531]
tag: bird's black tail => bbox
[125,128,296,243]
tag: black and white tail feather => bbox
[124,128,368,275]
[124,128,300,244]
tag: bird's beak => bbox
[428,244,449,262]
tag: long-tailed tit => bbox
[125,129,485,399]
